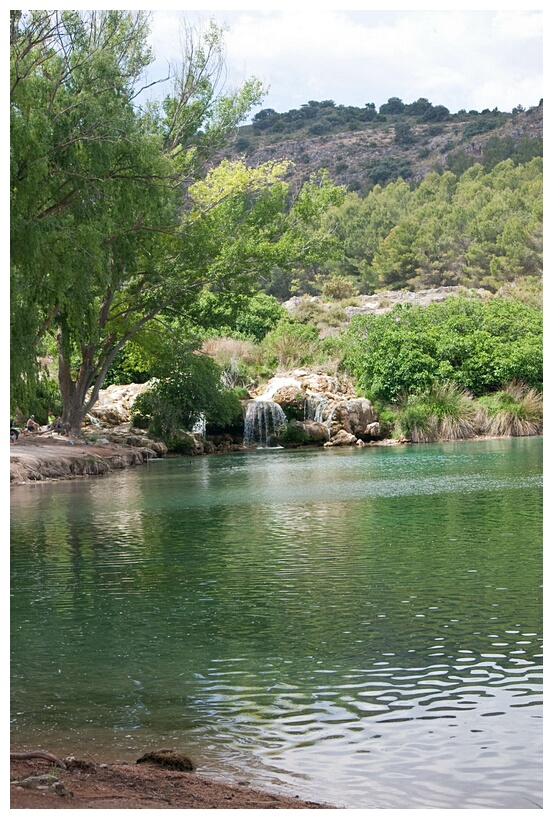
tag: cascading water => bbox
[192,413,206,438]
[243,401,287,448]
[243,377,299,448]
[304,393,336,439]
[304,394,330,423]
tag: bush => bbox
[131,353,243,440]
[320,275,359,301]
[476,382,543,436]
[343,295,542,403]
[234,293,286,342]
[395,383,477,442]
[261,319,320,370]
[276,421,310,446]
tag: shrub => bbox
[476,382,543,437]
[234,293,286,342]
[395,384,477,442]
[201,337,263,388]
[276,421,310,446]
[261,319,320,370]
[321,275,359,301]
[131,353,243,440]
[343,295,542,403]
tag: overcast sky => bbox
[142,5,543,120]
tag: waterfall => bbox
[304,395,330,423]
[304,394,338,437]
[243,401,287,448]
[192,413,206,438]
[243,377,300,448]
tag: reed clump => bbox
[395,383,477,443]
[476,381,543,437]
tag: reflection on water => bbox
[11,438,542,808]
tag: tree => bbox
[379,97,405,115]
[11,11,344,435]
[343,295,542,402]
[11,10,266,433]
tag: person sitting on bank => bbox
[25,415,40,433]
[10,420,19,442]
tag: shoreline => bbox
[9,432,159,486]
[10,755,334,809]
[10,429,539,487]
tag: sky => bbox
[141,4,543,121]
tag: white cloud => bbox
[145,8,543,116]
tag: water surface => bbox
[11,437,542,808]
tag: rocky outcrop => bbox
[252,371,388,448]
[323,429,358,447]
[9,436,156,485]
[327,398,377,438]
[84,382,151,427]
[283,286,489,325]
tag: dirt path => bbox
[10,756,333,809]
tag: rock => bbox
[365,421,381,439]
[136,749,195,772]
[83,383,152,427]
[271,385,307,407]
[328,398,377,439]
[277,420,329,447]
[324,430,359,447]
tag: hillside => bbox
[224,99,543,194]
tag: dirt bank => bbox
[9,432,156,485]
[10,755,333,809]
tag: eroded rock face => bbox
[328,398,377,439]
[84,383,151,427]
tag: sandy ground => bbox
[10,756,333,809]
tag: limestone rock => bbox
[84,383,151,427]
[324,430,359,447]
[328,398,377,438]
[364,421,381,438]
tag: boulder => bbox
[324,429,359,447]
[328,398,377,439]
[365,421,382,439]
[84,382,152,427]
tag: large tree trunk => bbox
[58,347,96,437]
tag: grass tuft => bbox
[477,381,543,437]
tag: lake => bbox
[10,436,542,809]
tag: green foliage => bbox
[366,158,413,188]
[15,373,63,426]
[343,295,542,403]
[276,421,310,446]
[261,318,320,370]
[462,118,500,139]
[395,384,477,442]
[234,293,287,341]
[476,382,542,436]
[395,122,416,146]
[327,158,542,292]
[320,275,359,301]
[10,10,267,433]
[131,353,242,440]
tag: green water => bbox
[10,437,542,808]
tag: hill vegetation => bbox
[226,96,543,194]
